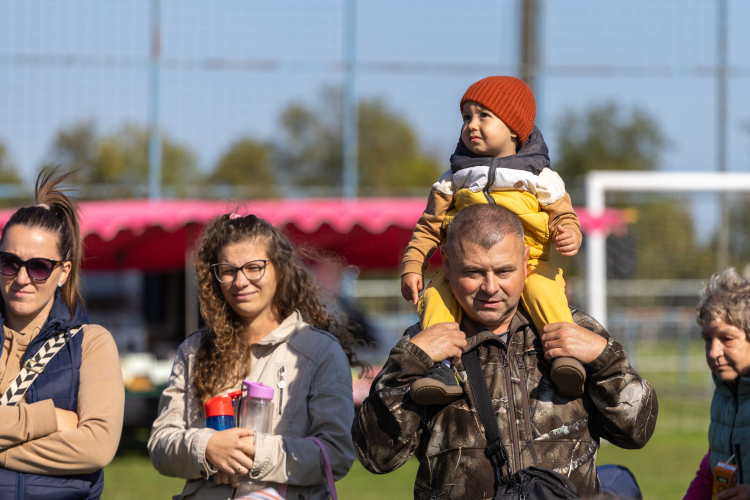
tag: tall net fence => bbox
[1,1,748,195]
[2,0,749,441]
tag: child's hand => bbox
[555,226,580,256]
[401,273,424,305]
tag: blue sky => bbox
[0,0,748,189]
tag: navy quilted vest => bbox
[0,295,104,500]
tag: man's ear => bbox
[440,245,451,276]
[523,245,530,280]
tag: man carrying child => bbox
[351,77,657,498]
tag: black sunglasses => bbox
[0,252,63,282]
[212,259,270,284]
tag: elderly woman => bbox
[684,269,750,500]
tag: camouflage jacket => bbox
[352,307,658,499]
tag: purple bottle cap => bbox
[242,380,274,400]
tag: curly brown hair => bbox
[192,213,366,406]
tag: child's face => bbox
[461,102,518,158]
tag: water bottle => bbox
[204,390,241,431]
[237,381,274,434]
[235,382,276,498]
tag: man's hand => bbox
[55,408,79,431]
[555,226,580,257]
[401,273,424,305]
[409,322,466,363]
[718,485,750,500]
[541,322,608,365]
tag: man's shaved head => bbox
[446,204,525,260]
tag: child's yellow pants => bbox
[417,258,573,333]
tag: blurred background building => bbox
[1,1,749,497]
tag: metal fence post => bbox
[342,0,358,199]
[148,0,162,201]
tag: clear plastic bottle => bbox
[235,381,276,498]
[237,380,274,434]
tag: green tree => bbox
[208,137,276,197]
[0,142,26,206]
[555,102,665,205]
[41,120,98,184]
[553,103,713,280]
[357,99,442,194]
[41,121,198,197]
[725,122,750,270]
[0,142,23,184]
[92,124,198,186]
[276,88,441,196]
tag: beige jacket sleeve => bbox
[402,186,454,276]
[248,340,355,485]
[147,341,217,480]
[0,402,58,451]
[536,167,582,244]
[0,325,124,474]
[543,193,582,244]
[0,328,59,449]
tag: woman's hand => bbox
[55,408,79,431]
[205,428,255,477]
[718,484,750,500]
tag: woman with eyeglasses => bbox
[149,213,364,500]
[0,169,124,499]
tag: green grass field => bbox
[104,341,713,499]
[105,430,707,500]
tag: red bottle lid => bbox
[205,391,241,418]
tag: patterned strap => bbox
[276,436,337,500]
[0,326,84,406]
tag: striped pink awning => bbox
[0,199,625,271]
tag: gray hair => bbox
[445,204,525,258]
[696,268,750,338]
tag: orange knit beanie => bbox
[460,76,536,145]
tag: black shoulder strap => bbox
[462,350,512,481]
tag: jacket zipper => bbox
[516,355,533,439]
[502,349,521,473]
[277,366,286,416]
[483,164,497,205]
[729,387,738,463]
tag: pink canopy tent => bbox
[0,199,626,271]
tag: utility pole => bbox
[716,0,729,271]
[519,0,540,94]
[342,0,358,199]
[148,0,162,200]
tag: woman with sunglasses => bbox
[149,213,364,500]
[0,170,123,499]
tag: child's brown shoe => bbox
[410,363,463,405]
[551,357,586,398]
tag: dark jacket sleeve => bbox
[574,310,659,449]
[351,330,433,473]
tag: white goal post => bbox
[585,171,750,328]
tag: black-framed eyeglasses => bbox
[0,251,63,282]
[212,260,270,284]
